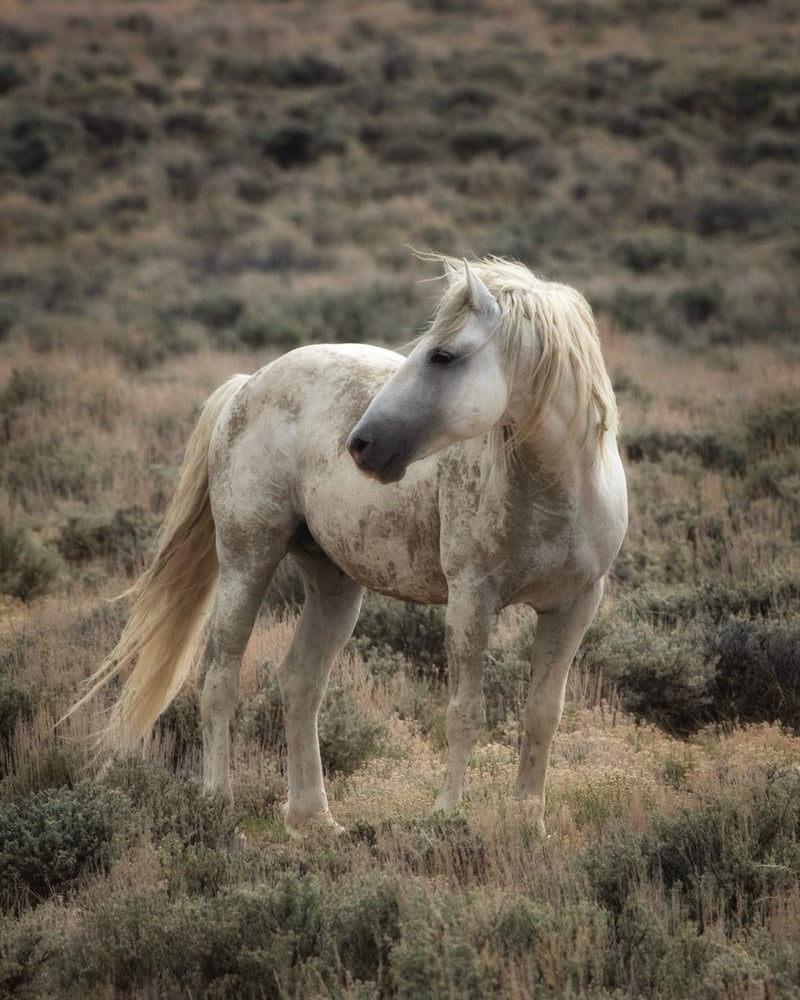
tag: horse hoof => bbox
[288,817,346,840]
[283,803,345,840]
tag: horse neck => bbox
[505,372,602,489]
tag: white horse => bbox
[73,255,627,838]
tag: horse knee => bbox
[523,688,563,745]
[446,694,485,748]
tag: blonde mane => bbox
[419,253,618,458]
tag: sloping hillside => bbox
[0,0,797,362]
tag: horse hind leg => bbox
[276,549,364,838]
[199,548,282,800]
[514,580,604,836]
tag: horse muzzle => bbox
[347,431,408,484]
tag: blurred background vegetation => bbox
[1,0,799,997]
[0,0,797,359]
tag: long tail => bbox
[66,373,250,752]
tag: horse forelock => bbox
[420,253,619,459]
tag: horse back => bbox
[211,344,449,604]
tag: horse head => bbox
[347,261,509,483]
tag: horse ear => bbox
[463,259,500,324]
[442,256,458,279]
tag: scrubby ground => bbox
[2,333,799,999]
[3,600,800,998]
[1,0,800,997]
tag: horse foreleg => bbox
[199,561,274,800]
[277,559,364,838]
[433,585,494,813]
[514,580,604,835]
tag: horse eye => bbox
[429,349,454,366]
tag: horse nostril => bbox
[348,435,369,459]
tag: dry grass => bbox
[1,0,799,992]
[252,623,800,853]
[605,331,800,436]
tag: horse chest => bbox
[441,503,579,604]
[437,454,598,608]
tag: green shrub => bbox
[606,897,710,998]
[612,367,652,404]
[263,53,347,88]
[354,595,446,681]
[687,192,771,238]
[0,914,50,999]
[449,125,525,160]
[638,574,800,625]
[0,436,112,508]
[666,281,723,326]
[596,288,657,333]
[588,768,800,929]
[115,12,156,35]
[104,758,235,849]
[0,299,18,339]
[744,450,800,536]
[239,668,384,777]
[654,772,800,926]
[361,118,439,165]
[263,558,305,612]
[706,617,800,731]
[623,427,744,473]
[162,107,214,139]
[165,156,201,200]
[390,887,498,1000]
[721,129,800,167]
[0,367,52,409]
[491,895,557,956]
[0,22,36,53]
[238,672,284,755]
[154,688,202,771]
[158,833,230,898]
[258,118,345,169]
[0,780,128,912]
[582,618,716,736]
[612,232,687,273]
[584,829,646,917]
[539,0,623,27]
[57,889,201,997]
[0,677,34,777]
[230,283,424,351]
[392,883,606,999]
[4,743,84,800]
[0,111,81,176]
[317,685,384,776]
[666,62,800,125]
[79,107,149,147]
[191,293,244,330]
[212,52,346,88]
[483,616,537,734]
[58,874,331,999]
[583,590,800,736]
[330,873,401,988]
[0,523,60,600]
[491,896,608,992]
[411,0,487,11]
[233,310,304,351]
[56,505,158,572]
[745,392,800,450]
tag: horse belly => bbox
[303,459,448,604]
